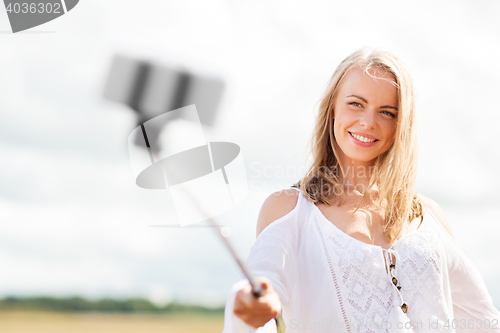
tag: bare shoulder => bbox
[256,189,300,238]
[417,194,455,239]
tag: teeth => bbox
[351,133,376,143]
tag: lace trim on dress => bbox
[310,197,450,332]
[314,216,353,333]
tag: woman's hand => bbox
[233,277,282,328]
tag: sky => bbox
[0,0,499,308]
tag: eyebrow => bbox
[347,94,398,111]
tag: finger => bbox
[256,277,273,292]
[238,292,274,312]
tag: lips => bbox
[349,132,378,143]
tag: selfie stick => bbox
[178,185,280,330]
[174,179,265,298]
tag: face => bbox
[332,66,398,168]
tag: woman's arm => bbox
[418,194,500,332]
[417,194,455,239]
[256,189,300,237]
[223,189,300,333]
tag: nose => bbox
[359,110,376,129]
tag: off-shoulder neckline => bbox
[307,195,430,251]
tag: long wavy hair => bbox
[293,48,422,243]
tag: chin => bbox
[345,153,379,164]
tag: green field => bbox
[0,312,225,333]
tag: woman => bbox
[222,48,500,332]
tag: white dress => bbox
[222,188,500,333]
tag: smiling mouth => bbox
[349,132,378,143]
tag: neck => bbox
[338,162,377,195]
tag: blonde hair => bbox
[293,47,422,243]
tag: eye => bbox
[349,102,362,107]
[381,110,396,118]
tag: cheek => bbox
[332,118,343,139]
[333,109,350,131]
[384,126,397,146]
[382,120,397,136]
